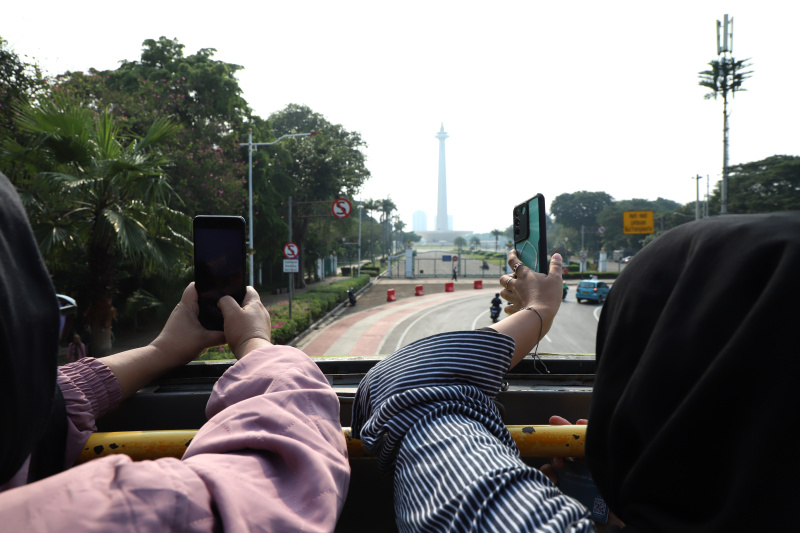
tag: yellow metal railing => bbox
[77,425,585,465]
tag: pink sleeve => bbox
[0,345,350,532]
[58,358,123,466]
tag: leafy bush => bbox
[268,274,371,344]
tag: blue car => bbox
[575,279,611,304]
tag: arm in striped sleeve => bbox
[352,330,594,532]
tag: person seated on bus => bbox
[352,212,799,531]
[0,171,349,531]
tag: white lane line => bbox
[393,306,448,353]
[470,311,488,331]
[388,293,488,353]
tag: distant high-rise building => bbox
[413,210,427,232]
[435,124,449,231]
[448,215,453,231]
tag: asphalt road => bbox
[297,278,601,356]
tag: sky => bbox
[4,2,799,234]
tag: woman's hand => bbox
[491,251,564,368]
[150,282,226,365]
[500,249,563,318]
[218,286,272,360]
[540,415,588,484]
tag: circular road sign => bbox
[580,251,588,262]
[598,225,606,234]
[283,242,300,259]
[452,255,458,262]
[331,198,352,219]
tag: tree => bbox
[362,198,379,265]
[5,96,187,356]
[551,191,614,252]
[377,197,397,256]
[699,57,752,214]
[469,235,481,251]
[52,37,249,218]
[393,218,406,254]
[454,236,467,253]
[0,37,48,143]
[597,198,681,253]
[267,104,370,286]
[490,229,504,252]
[712,155,800,213]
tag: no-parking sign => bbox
[331,198,352,219]
[283,242,299,259]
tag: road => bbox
[297,280,601,356]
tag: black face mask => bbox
[0,172,60,485]
[587,212,800,532]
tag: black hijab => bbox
[586,212,800,531]
[0,172,60,485]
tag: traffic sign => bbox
[580,252,587,262]
[331,198,352,219]
[452,255,458,262]
[283,242,299,259]
[598,225,606,234]
[283,259,299,273]
[623,211,655,235]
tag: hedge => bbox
[268,274,371,344]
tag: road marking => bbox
[593,306,603,322]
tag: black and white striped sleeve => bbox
[352,330,594,532]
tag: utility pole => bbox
[692,175,703,220]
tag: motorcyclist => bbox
[489,293,502,323]
[562,282,568,300]
[347,287,357,306]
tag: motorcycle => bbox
[347,288,357,306]
[489,304,501,323]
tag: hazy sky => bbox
[4,2,799,234]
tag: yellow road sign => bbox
[623,211,654,234]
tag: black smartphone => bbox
[513,194,548,274]
[193,215,247,331]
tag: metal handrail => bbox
[77,425,586,465]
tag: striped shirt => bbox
[352,330,595,532]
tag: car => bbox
[620,256,634,264]
[575,279,611,304]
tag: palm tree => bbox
[491,229,504,252]
[698,57,752,214]
[10,97,187,356]
[378,197,396,256]
[362,198,379,265]
[393,218,406,254]
[454,236,467,253]
[469,235,481,251]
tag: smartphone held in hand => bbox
[513,194,548,274]
[193,216,247,331]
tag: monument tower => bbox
[435,123,449,231]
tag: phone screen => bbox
[193,216,246,331]
[513,194,548,274]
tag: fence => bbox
[386,250,509,278]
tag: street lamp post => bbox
[240,130,316,286]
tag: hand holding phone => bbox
[513,194,548,274]
[193,216,247,331]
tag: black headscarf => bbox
[0,172,60,485]
[587,212,800,531]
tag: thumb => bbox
[548,253,564,278]
[217,294,241,319]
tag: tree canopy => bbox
[716,155,800,213]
